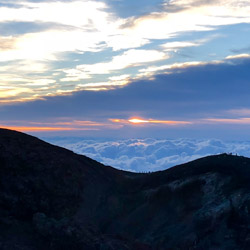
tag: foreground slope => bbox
[1,129,250,249]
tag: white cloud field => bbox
[45,138,250,172]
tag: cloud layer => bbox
[45,137,250,172]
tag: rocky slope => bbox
[1,128,250,249]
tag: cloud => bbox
[109,74,130,81]
[0,36,15,50]
[138,60,207,78]
[0,87,32,99]
[0,1,109,29]
[0,0,122,63]
[105,34,150,51]
[226,54,250,60]
[123,0,250,38]
[227,108,250,116]
[0,1,150,59]
[204,118,250,125]
[161,41,200,50]
[44,137,250,172]
[74,49,167,75]
[60,69,91,82]
[0,30,106,61]
[60,49,167,89]
[138,53,250,78]
[0,21,71,36]
[1,52,245,103]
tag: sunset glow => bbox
[0,119,120,133]
[0,126,100,132]
[110,118,192,126]
[128,118,149,124]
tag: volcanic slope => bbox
[1,128,250,249]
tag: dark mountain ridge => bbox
[1,128,250,249]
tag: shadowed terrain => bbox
[1,128,250,249]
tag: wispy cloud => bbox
[138,53,250,78]
[161,41,200,50]
[227,108,250,116]
[204,118,250,125]
[0,87,32,99]
[69,49,165,75]
[226,54,250,60]
[138,60,206,78]
[64,49,167,80]
[123,0,250,36]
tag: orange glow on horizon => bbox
[0,125,100,132]
[0,118,123,133]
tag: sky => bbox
[0,0,250,139]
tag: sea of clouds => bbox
[43,138,250,172]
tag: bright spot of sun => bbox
[128,118,149,124]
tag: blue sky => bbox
[0,0,250,139]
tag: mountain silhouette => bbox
[1,128,250,249]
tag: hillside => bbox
[1,129,250,249]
